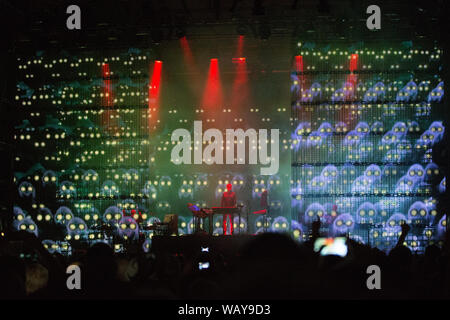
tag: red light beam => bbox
[101,63,117,135]
[231,57,249,110]
[201,58,223,112]
[148,60,163,131]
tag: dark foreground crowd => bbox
[1,221,449,300]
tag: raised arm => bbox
[395,223,411,248]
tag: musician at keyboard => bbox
[221,183,237,235]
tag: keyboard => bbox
[210,206,242,215]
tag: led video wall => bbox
[290,42,446,252]
[12,46,293,255]
[11,41,446,254]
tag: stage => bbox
[2,1,447,257]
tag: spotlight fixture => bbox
[232,57,246,63]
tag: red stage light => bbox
[101,63,118,134]
[350,54,358,72]
[148,60,163,130]
[294,55,303,73]
[202,58,223,110]
[180,36,195,68]
[149,60,162,99]
[232,57,246,63]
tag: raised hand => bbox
[312,217,321,238]
[401,223,411,235]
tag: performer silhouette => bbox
[221,183,236,235]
